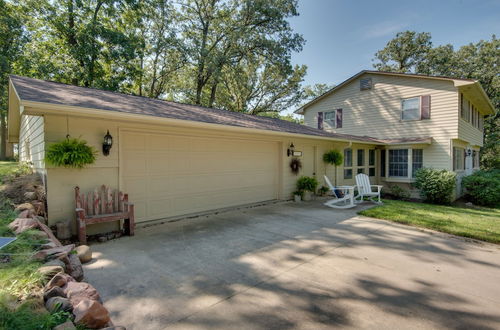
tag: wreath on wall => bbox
[290,158,302,175]
[45,137,97,169]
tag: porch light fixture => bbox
[464,149,472,157]
[102,130,113,156]
[287,143,295,157]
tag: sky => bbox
[289,0,500,88]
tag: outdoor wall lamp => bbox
[103,130,113,156]
[464,149,472,157]
[287,143,295,157]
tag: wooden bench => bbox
[75,185,135,244]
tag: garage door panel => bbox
[122,131,279,222]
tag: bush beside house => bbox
[462,170,500,207]
[414,168,456,205]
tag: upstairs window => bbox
[401,97,420,121]
[461,94,470,122]
[324,110,336,128]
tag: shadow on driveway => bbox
[84,200,500,329]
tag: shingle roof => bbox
[9,75,432,145]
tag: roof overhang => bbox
[21,100,387,145]
[455,81,495,115]
[7,79,23,143]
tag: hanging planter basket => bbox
[45,137,97,169]
[290,158,302,175]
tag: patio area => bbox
[83,200,500,329]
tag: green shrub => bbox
[318,185,329,196]
[415,168,456,205]
[296,176,319,192]
[462,170,500,207]
[323,150,343,166]
[46,138,97,169]
[388,185,410,200]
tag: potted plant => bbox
[318,185,329,196]
[296,176,319,201]
[46,137,97,169]
[292,190,302,202]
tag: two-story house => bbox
[296,70,496,197]
[8,72,494,232]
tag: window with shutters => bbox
[401,97,420,121]
[324,110,336,128]
[344,148,352,179]
[360,78,372,91]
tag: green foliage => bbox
[462,170,500,207]
[373,31,432,72]
[414,168,456,205]
[317,185,329,196]
[388,185,410,201]
[323,150,343,166]
[296,176,319,192]
[45,138,97,169]
[359,199,500,244]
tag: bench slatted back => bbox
[355,173,371,194]
[75,185,127,217]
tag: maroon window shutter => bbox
[336,109,343,128]
[318,112,323,130]
[421,95,431,119]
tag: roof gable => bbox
[296,70,495,115]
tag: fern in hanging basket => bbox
[46,138,97,168]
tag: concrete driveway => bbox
[84,200,500,330]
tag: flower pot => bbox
[294,194,302,202]
[302,191,312,201]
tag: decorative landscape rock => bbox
[64,281,101,306]
[38,265,64,278]
[45,296,72,313]
[45,272,75,290]
[53,320,77,330]
[14,202,35,214]
[33,244,75,261]
[23,191,37,200]
[68,253,84,281]
[18,209,36,218]
[73,299,110,329]
[43,286,66,301]
[8,218,39,234]
[75,245,92,263]
[43,258,66,269]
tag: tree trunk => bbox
[208,81,218,108]
[0,110,7,160]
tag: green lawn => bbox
[0,161,18,180]
[359,199,500,244]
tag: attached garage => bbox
[8,75,382,234]
[120,130,280,222]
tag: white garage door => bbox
[121,130,280,223]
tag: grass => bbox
[359,199,500,244]
[0,161,72,330]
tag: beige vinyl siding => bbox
[458,118,483,147]
[304,74,459,171]
[40,112,376,232]
[19,114,45,171]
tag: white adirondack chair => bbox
[354,173,383,204]
[323,175,356,209]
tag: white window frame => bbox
[383,148,424,181]
[344,148,353,179]
[453,147,465,171]
[324,110,336,128]
[401,97,421,121]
